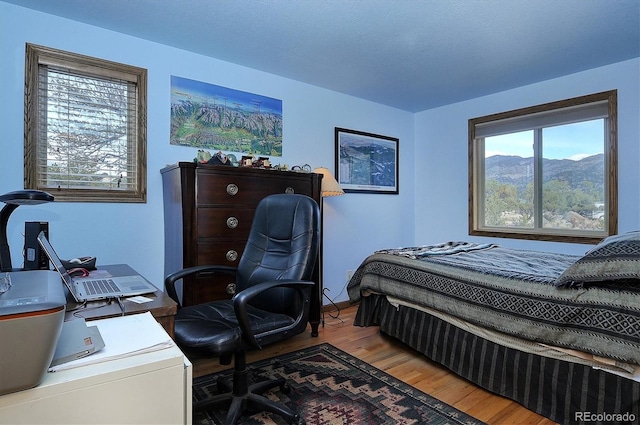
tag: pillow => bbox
[554,230,640,288]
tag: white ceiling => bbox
[4,0,639,112]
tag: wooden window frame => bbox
[468,90,617,244]
[24,43,147,203]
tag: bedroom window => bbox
[469,90,617,244]
[24,44,147,203]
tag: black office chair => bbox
[165,194,320,425]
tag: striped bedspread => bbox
[347,246,640,366]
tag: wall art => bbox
[335,127,399,194]
[170,76,282,157]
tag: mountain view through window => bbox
[469,90,616,243]
[483,120,605,231]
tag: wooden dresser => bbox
[161,162,323,336]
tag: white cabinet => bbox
[0,320,192,424]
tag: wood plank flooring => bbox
[191,304,556,425]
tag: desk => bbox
[64,264,177,338]
[0,315,192,424]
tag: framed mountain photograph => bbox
[335,127,399,194]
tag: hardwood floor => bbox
[191,304,556,425]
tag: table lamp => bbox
[0,190,54,271]
[312,167,344,197]
[312,168,344,325]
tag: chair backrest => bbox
[236,194,320,317]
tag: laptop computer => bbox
[50,318,105,367]
[37,231,157,302]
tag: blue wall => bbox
[0,2,415,302]
[414,58,640,255]
[1,2,638,305]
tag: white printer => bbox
[0,270,66,395]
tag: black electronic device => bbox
[25,221,49,270]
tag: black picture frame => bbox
[335,127,399,194]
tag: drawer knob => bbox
[226,283,236,295]
[226,216,239,229]
[226,183,239,196]
[225,250,238,262]
[285,186,295,194]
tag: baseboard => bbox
[323,300,355,313]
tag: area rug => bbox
[193,343,485,425]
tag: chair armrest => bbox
[164,264,237,307]
[233,280,314,349]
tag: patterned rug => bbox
[193,343,485,425]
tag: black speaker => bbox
[24,221,49,270]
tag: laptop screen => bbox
[37,231,75,287]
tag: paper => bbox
[48,311,174,372]
[127,295,154,304]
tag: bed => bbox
[347,231,640,424]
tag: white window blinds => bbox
[474,100,610,139]
[37,66,138,191]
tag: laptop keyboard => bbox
[82,279,119,295]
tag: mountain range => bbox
[485,153,604,194]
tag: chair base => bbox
[195,352,305,425]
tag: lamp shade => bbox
[0,190,54,271]
[0,190,54,205]
[312,167,344,197]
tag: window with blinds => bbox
[468,91,618,244]
[25,44,147,203]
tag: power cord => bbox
[114,296,126,316]
[71,297,126,319]
[322,288,344,325]
[71,300,102,319]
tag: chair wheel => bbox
[291,415,305,425]
[280,382,291,394]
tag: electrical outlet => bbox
[346,270,354,282]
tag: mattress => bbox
[347,247,640,365]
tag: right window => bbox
[469,90,617,244]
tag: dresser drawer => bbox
[195,172,261,206]
[260,177,314,197]
[196,241,246,266]
[196,208,254,239]
[184,275,234,305]
[196,170,313,207]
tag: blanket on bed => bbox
[375,241,497,258]
[376,244,572,283]
[347,247,640,365]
